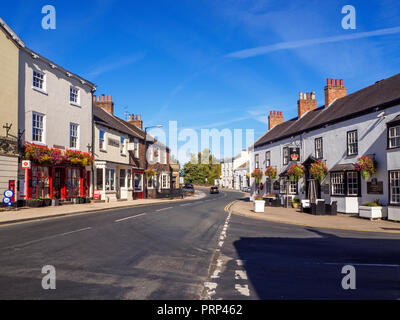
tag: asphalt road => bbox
[0,189,399,300]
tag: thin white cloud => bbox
[86,52,146,78]
[226,26,400,59]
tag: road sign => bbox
[22,160,31,169]
[2,197,11,205]
[4,190,14,198]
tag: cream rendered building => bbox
[0,18,22,203]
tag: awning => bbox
[329,163,355,172]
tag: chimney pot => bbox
[109,95,112,101]
[340,79,343,86]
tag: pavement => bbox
[0,190,206,226]
[229,198,400,234]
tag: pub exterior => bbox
[251,75,400,220]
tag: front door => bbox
[53,168,64,199]
[133,173,144,199]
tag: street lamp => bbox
[144,125,163,198]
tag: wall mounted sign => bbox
[367,178,383,194]
[22,160,31,169]
[290,147,301,162]
[108,138,120,148]
[273,181,280,190]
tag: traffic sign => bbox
[4,190,14,198]
[2,197,11,205]
[22,160,31,169]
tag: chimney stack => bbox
[128,113,143,130]
[94,93,114,115]
[325,78,347,106]
[297,91,317,118]
[268,110,284,130]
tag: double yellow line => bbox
[224,201,237,214]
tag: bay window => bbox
[331,171,360,197]
[390,170,400,204]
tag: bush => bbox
[361,201,379,207]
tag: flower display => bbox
[310,160,328,182]
[287,163,304,181]
[251,168,263,184]
[355,155,377,179]
[265,166,277,180]
[24,143,93,167]
[65,149,94,167]
[145,169,157,180]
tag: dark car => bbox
[210,186,219,194]
[182,183,195,196]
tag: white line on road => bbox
[235,270,248,280]
[322,262,400,268]
[156,207,174,212]
[5,227,92,249]
[180,203,192,207]
[115,213,147,223]
[235,284,250,296]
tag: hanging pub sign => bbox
[289,147,301,162]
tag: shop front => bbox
[26,164,91,200]
[133,169,144,200]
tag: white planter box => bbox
[359,206,387,220]
[388,207,400,221]
[254,200,265,213]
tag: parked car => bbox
[242,187,250,193]
[210,186,219,194]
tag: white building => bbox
[251,76,400,220]
[17,35,96,201]
[220,160,233,188]
[234,161,249,190]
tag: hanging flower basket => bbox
[145,169,157,180]
[310,160,328,183]
[65,150,94,167]
[287,163,304,181]
[251,168,263,184]
[355,155,377,180]
[265,166,277,180]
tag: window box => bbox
[359,205,387,220]
[254,199,265,213]
[27,199,43,207]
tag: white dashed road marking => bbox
[235,270,248,280]
[235,284,250,296]
[115,213,146,223]
[156,207,174,212]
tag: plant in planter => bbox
[27,199,43,207]
[253,195,265,213]
[359,199,386,220]
[292,197,301,209]
[287,163,304,181]
[310,160,328,183]
[265,166,277,180]
[355,155,377,180]
[40,197,52,207]
[51,198,60,206]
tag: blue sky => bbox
[2,0,400,157]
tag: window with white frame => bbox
[289,180,298,195]
[70,86,79,104]
[134,138,139,158]
[127,169,132,188]
[156,146,161,163]
[283,147,289,165]
[33,71,44,90]
[255,154,259,169]
[32,112,44,143]
[331,172,345,196]
[120,137,126,155]
[70,123,79,149]
[161,174,170,189]
[315,137,323,159]
[390,170,400,204]
[105,169,115,191]
[388,125,400,149]
[347,171,359,196]
[265,151,271,167]
[99,130,105,150]
[347,130,358,156]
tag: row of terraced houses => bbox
[249,75,400,222]
[0,18,179,206]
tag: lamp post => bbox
[144,125,163,198]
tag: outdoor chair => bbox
[325,201,338,216]
[311,200,326,215]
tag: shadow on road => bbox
[233,229,400,299]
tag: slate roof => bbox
[255,73,400,148]
[93,106,143,138]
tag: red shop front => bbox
[26,164,91,200]
[132,169,144,200]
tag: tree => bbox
[183,149,221,185]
